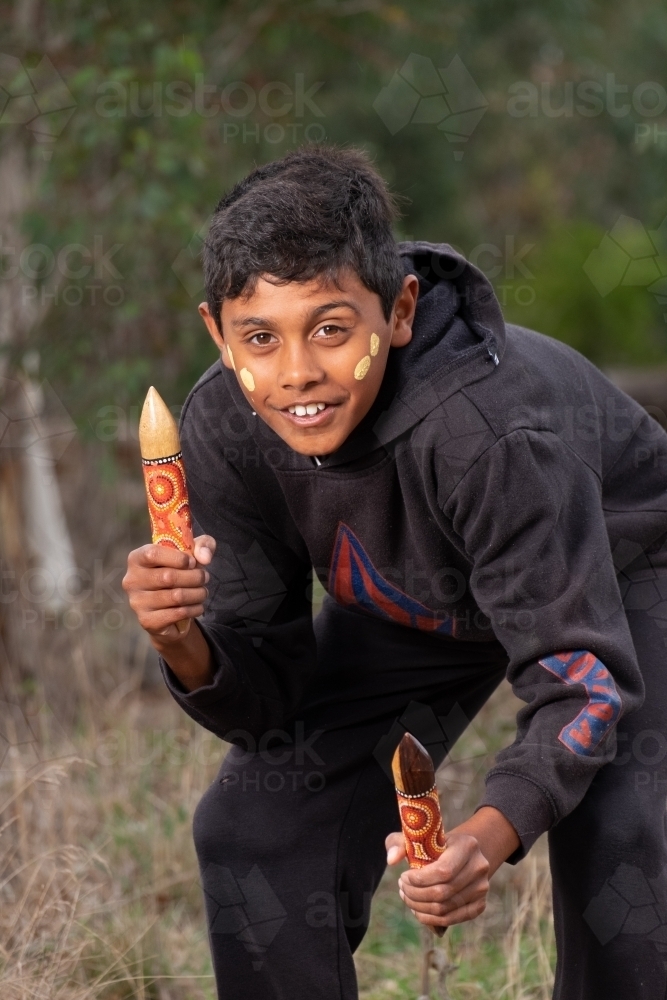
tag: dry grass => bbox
[0,656,554,1000]
[0,678,219,1000]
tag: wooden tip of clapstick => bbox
[139,386,180,460]
[391,732,436,797]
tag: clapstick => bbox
[139,386,195,636]
[392,732,447,937]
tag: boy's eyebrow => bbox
[230,300,362,329]
[231,315,277,329]
[308,299,362,319]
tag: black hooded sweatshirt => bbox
[161,241,667,856]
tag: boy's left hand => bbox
[385,829,490,929]
[385,806,520,930]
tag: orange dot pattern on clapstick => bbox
[396,785,446,868]
[142,452,194,553]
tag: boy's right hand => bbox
[123,535,216,643]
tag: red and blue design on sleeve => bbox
[328,522,455,635]
[539,650,622,756]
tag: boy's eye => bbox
[314,325,345,338]
[249,332,276,346]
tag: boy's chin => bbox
[282,431,342,457]
[273,423,347,457]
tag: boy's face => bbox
[199,269,419,456]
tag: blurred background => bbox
[0,2,666,997]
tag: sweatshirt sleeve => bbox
[443,428,644,857]
[158,390,316,744]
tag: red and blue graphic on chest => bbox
[328,522,456,635]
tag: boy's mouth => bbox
[278,401,339,428]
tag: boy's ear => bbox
[198,302,234,369]
[390,275,419,348]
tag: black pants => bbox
[193,597,667,1000]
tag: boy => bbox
[123,146,667,999]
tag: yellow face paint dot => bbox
[370,333,380,357]
[354,356,371,380]
[240,368,255,391]
[226,345,236,370]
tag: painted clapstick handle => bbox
[392,732,447,937]
[139,386,194,636]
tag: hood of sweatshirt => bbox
[306,240,506,469]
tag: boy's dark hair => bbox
[203,145,404,330]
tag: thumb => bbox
[194,534,216,565]
[385,831,406,865]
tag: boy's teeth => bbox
[288,402,326,417]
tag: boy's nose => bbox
[278,348,325,390]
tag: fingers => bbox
[400,863,489,914]
[194,535,216,564]
[400,868,489,928]
[385,832,406,865]
[402,835,478,887]
[132,566,209,592]
[400,852,489,902]
[411,896,488,929]
[127,539,217,571]
[123,547,209,595]
[397,832,491,929]
[129,544,196,570]
[140,586,208,610]
[123,543,211,638]
[133,600,206,636]
[126,581,207,626]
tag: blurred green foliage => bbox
[503,220,667,365]
[1,0,667,430]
